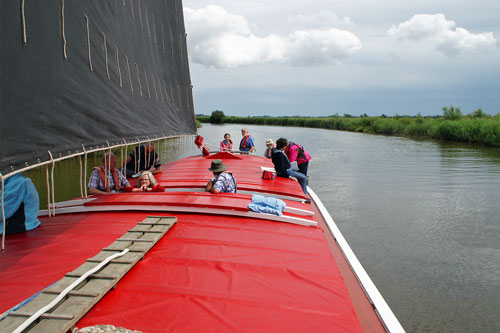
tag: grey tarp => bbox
[0,0,196,175]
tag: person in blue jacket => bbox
[0,174,41,235]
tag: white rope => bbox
[82,145,88,198]
[61,0,67,59]
[130,0,135,19]
[161,22,165,50]
[12,248,130,333]
[114,45,123,87]
[122,139,128,176]
[46,165,51,217]
[85,15,93,71]
[48,151,56,217]
[138,0,143,28]
[125,55,133,94]
[177,85,182,107]
[1,172,6,251]
[105,142,111,189]
[151,73,158,101]
[145,6,151,37]
[144,69,151,98]
[135,63,142,96]
[3,135,194,180]
[158,77,164,103]
[102,32,110,80]
[21,0,27,44]
[79,156,83,198]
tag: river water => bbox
[197,123,500,333]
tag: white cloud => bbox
[288,11,353,28]
[184,5,362,68]
[388,13,498,55]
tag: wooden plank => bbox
[2,216,176,333]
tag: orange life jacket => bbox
[94,166,122,192]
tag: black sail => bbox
[0,0,196,175]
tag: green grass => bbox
[196,113,500,147]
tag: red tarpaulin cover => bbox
[0,154,365,332]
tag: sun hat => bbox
[208,159,227,173]
[265,139,274,145]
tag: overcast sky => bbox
[183,0,500,117]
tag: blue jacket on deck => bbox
[0,174,41,234]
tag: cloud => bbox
[184,5,361,68]
[388,13,498,55]
[288,11,353,28]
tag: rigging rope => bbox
[85,15,93,71]
[114,45,123,87]
[79,156,83,198]
[48,151,56,217]
[1,172,5,251]
[21,0,27,44]
[102,32,110,80]
[61,0,67,59]
[82,144,88,198]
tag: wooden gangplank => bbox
[0,216,177,333]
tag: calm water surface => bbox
[198,124,500,333]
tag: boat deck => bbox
[0,153,390,332]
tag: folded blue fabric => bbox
[247,194,286,216]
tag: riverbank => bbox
[197,114,500,147]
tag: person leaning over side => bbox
[239,128,255,154]
[220,133,233,152]
[285,140,311,176]
[271,138,308,195]
[124,171,165,192]
[88,152,131,195]
[205,159,237,193]
[124,143,162,177]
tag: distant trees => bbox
[210,110,225,124]
[442,105,463,120]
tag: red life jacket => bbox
[194,135,204,147]
[94,166,122,192]
[240,135,250,150]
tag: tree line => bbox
[197,107,500,147]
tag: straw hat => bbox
[265,139,274,145]
[208,159,227,173]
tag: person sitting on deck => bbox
[206,159,237,193]
[124,143,162,177]
[239,128,255,154]
[88,152,131,195]
[124,171,165,192]
[264,139,275,159]
[271,138,308,195]
[220,133,233,152]
[0,174,41,235]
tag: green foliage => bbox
[442,105,463,120]
[210,110,225,124]
[196,119,202,128]
[470,108,487,118]
[195,109,500,147]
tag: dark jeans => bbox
[287,169,308,194]
[298,161,309,176]
[4,203,26,235]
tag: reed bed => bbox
[197,112,500,147]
